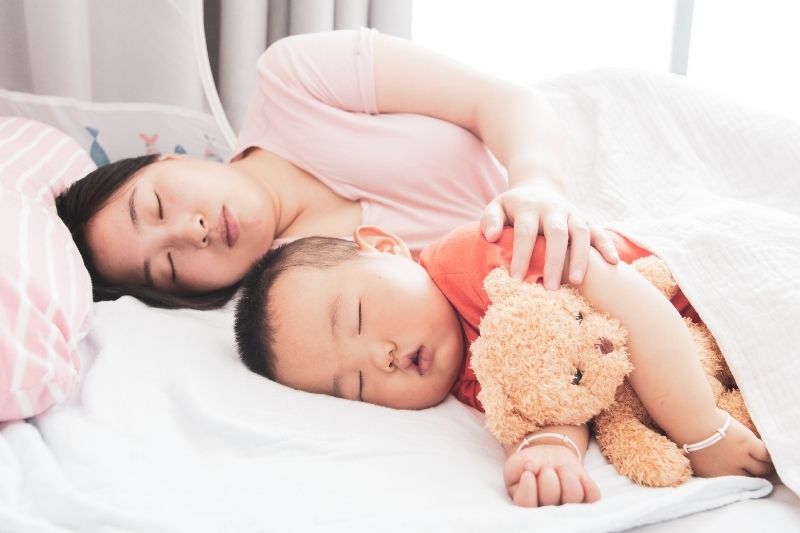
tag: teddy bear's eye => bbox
[575,311,584,323]
[571,369,583,385]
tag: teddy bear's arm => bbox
[575,249,722,446]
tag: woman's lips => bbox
[222,206,240,248]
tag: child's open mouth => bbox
[416,346,433,376]
[402,346,433,375]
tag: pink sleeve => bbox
[234,28,378,158]
[259,28,378,114]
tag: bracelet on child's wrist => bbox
[681,410,732,454]
[515,432,582,462]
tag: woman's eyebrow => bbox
[129,186,153,287]
[128,186,139,228]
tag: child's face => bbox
[269,227,465,410]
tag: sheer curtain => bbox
[0,0,412,161]
[203,0,412,132]
[0,0,235,161]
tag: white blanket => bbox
[538,68,800,495]
[1,68,795,532]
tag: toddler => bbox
[234,223,771,507]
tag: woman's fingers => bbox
[484,187,620,284]
[509,212,540,280]
[480,199,507,242]
[589,224,620,265]
[541,213,568,290]
[566,215,590,285]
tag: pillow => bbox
[0,116,95,420]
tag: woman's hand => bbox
[504,444,601,507]
[481,183,620,289]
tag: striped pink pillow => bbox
[0,117,95,420]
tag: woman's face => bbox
[85,156,276,294]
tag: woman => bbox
[56,29,619,310]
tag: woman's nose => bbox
[176,214,209,248]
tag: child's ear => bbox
[353,225,411,258]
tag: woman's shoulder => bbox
[258,28,372,69]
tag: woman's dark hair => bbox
[55,154,240,310]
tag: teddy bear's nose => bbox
[596,337,614,354]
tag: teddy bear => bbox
[469,256,755,487]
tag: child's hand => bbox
[503,444,601,507]
[687,415,773,478]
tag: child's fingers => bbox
[536,466,561,506]
[744,455,774,477]
[512,471,539,507]
[749,441,772,463]
[580,474,602,503]
[555,468,585,504]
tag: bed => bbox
[1,66,799,532]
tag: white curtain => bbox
[0,0,236,162]
[204,0,412,132]
[0,0,412,162]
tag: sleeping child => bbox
[233,223,772,507]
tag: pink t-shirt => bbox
[233,28,508,253]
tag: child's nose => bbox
[369,341,397,372]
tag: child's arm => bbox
[502,424,600,507]
[574,250,772,478]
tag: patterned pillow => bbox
[0,117,95,420]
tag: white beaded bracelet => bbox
[515,432,582,462]
[682,411,732,454]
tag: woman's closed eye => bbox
[358,300,362,335]
[167,252,177,284]
[154,191,176,284]
[155,191,164,219]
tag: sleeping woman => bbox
[55,29,620,310]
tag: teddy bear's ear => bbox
[483,267,520,304]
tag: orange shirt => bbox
[419,223,699,412]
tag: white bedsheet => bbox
[1,68,797,532]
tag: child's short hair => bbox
[234,236,361,380]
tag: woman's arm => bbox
[501,424,600,507]
[574,250,771,477]
[372,34,619,287]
